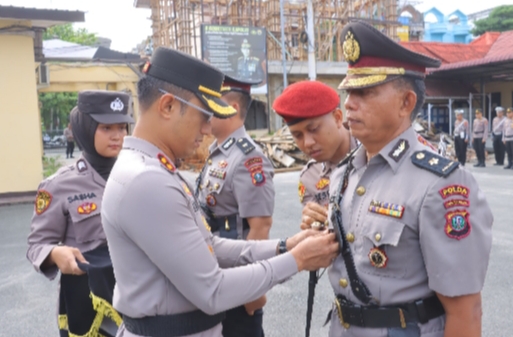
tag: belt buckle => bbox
[334,298,350,329]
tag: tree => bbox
[39,92,78,131]
[471,5,513,36]
[43,23,98,46]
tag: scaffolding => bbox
[136,0,399,61]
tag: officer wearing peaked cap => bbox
[313,21,493,337]
[196,74,274,337]
[503,107,513,169]
[101,47,339,337]
[27,90,133,337]
[492,106,506,165]
[472,109,489,167]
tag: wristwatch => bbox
[277,238,288,255]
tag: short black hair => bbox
[222,91,252,121]
[137,76,193,113]
[394,77,426,122]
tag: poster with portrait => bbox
[201,24,268,94]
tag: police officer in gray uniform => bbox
[237,39,264,82]
[196,75,272,337]
[453,109,469,166]
[503,107,513,169]
[308,21,493,337]
[472,109,489,167]
[27,90,134,337]
[101,47,339,337]
[492,106,506,165]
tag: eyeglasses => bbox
[158,89,213,122]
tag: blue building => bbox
[423,8,473,43]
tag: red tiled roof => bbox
[431,31,513,72]
[470,32,501,47]
[400,41,490,65]
[425,79,477,97]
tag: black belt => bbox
[208,214,249,239]
[123,311,225,337]
[334,295,445,329]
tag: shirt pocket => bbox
[359,218,408,279]
[68,198,105,244]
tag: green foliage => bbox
[43,23,98,46]
[471,5,513,36]
[39,92,78,130]
[42,156,63,178]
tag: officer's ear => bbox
[400,89,417,118]
[157,92,178,120]
[332,108,344,128]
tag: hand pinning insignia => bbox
[445,210,471,240]
[35,190,52,215]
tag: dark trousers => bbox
[506,141,513,167]
[66,141,75,158]
[222,306,264,337]
[493,134,505,164]
[473,138,485,165]
[454,136,467,165]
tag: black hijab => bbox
[70,107,116,181]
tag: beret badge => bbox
[343,31,360,63]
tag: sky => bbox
[0,0,511,52]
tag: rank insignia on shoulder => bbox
[222,137,235,150]
[369,247,388,268]
[77,159,88,172]
[388,139,409,162]
[316,178,330,190]
[444,199,470,209]
[157,153,176,173]
[411,150,459,177]
[181,182,192,196]
[298,181,305,203]
[368,200,405,219]
[439,184,469,199]
[445,209,471,240]
[35,190,52,215]
[77,202,97,215]
[236,138,255,154]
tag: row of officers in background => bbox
[453,106,513,169]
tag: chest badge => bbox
[315,178,330,190]
[35,190,52,215]
[209,168,226,180]
[77,202,97,215]
[368,200,405,219]
[218,160,228,168]
[445,209,471,240]
[369,247,388,268]
[206,194,217,207]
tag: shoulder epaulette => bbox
[236,138,255,155]
[411,150,459,177]
[337,145,361,167]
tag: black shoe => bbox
[70,156,75,158]
[494,163,503,166]
[480,163,486,167]
[473,163,480,167]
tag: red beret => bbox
[272,81,340,125]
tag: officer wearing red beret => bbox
[273,81,357,228]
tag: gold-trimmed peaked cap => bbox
[221,74,262,95]
[142,47,236,118]
[339,20,442,90]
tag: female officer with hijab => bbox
[27,90,134,337]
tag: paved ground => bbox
[0,162,511,337]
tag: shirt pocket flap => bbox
[362,219,405,247]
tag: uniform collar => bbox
[76,156,106,187]
[352,127,417,174]
[122,136,171,161]
[210,125,248,156]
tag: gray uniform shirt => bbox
[472,118,489,139]
[454,119,469,140]
[492,116,506,135]
[197,126,274,239]
[299,160,336,207]
[503,117,513,141]
[27,157,107,280]
[327,127,493,337]
[101,136,298,337]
